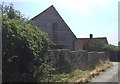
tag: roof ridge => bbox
[30,5,54,20]
[30,5,76,38]
[77,37,107,39]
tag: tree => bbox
[1,2,28,21]
[2,15,51,82]
[84,39,106,51]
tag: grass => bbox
[74,59,113,83]
[49,69,90,82]
[42,59,113,83]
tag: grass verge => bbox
[75,59,113,83]
[43,59,113,83]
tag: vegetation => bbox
[85,39,119,61]
[1,3,118,83]
[104,44,118,51]
[1,2,28,21]
[75,60,112,83]
[85,39,119,52]
[41,60,112,83]
[43,69,90,82]
[104,44,119,61]
[2,3,52,82]
[85,39,106,51]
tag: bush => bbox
[2,15,51,82]
[104,44,119,61]
[84,39,106,51]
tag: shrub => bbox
[104,44,119,61]
[84,39,106,51]
[2,15,51,82]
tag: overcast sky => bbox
[2,0,119,45]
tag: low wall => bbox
[47,49,109,73]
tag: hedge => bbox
[2,15,50,82]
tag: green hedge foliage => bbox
[2,15,50,82]
[84,39,106,51]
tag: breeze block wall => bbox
[47,49,109,73]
